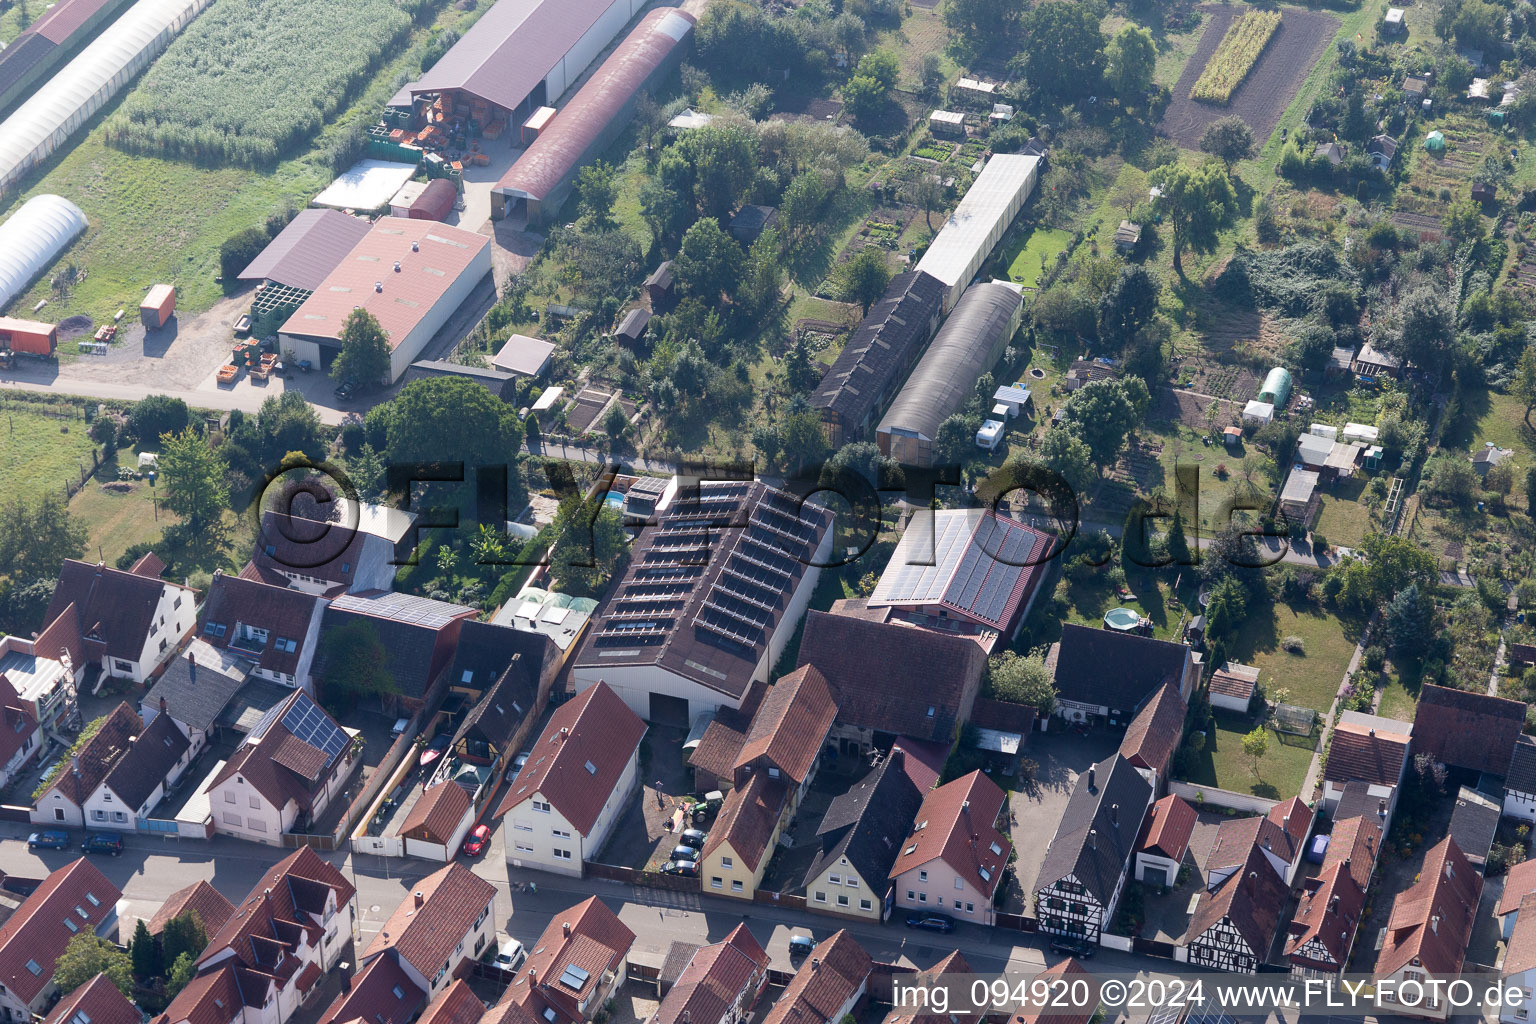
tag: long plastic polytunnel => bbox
[0,194,87,311]
[0,0,213,193]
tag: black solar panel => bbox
[280,693,348,760]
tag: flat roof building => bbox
[492,8,695,225]
[312,159,418,212]
[278,218,491,383]
[914,153,1040,310]
[876,281,1023,467]
[491,333,556,376]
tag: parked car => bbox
[661,860,698,877]
[677,828,707,849]
[334,378,357,401]
[788,935,815,958]
[511,751,530,778]
[1048,937,1095,959]
[494,938,526,973]
[27,831,68,850]
[668,844,700,863]
[461,825,490,858]
[82,833,123,857]
[905,914,955,934]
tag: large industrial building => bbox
[876,281,1024,466]
[0,194,87,312]
[810,270,946,447]
[390,0,647,130]
[0,0,214,192]
[914,153,1040,310]
[569,479,833,724]
[277,218,491,383]
[0,0,136,114]
[492,8,695,224]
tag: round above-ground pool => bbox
[1104,607,1141,631]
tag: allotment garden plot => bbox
[1161,4,1339,150]
[106,0,436,166]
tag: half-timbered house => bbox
[1185,845,1288,973]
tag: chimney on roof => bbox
[394,262,401,272]
[1264,837,1271,850]
[412,241,419,252]
[160,696,167,714]
[1087,828,1096,851]
[1088,766,1096,789]
[562,922,571,937]
[1369,728,1375,737]
[375,282,383,293]
[812,959,821,972]
[1283,814,1290,830]
[1249,871,1258,882]
[1445,859,1453,878]
[559,727,569,742]
[1111,803,1119,828]
[1330,895,1340,912]
[527,968,537,988]
[72,755,80,779]
[414,891,424,908]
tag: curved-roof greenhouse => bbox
[0,193,87,311]
[0,0,213,192]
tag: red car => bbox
[461,825,490,858]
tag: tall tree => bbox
[987,650,1057,714]
[680,121,759,221]
[332,308,391,388]
[0,493,87,586]
[318,619,398,703]
[130,919,162,982]
[1384,583,1435,660]
[1241,726,1269,782]
[53,934,133,997]
[1104,24,1155,102]
[675,218,746,308]
[839,248,893,315]
[1151,161,1237,274]
[1013,0,1105,101]
[576,160,618,229]
[129,394,190,447]
[1199,117,1255,175]
[1096,264,1161,344]
[159,912,208,971]
[384,376,525,478]
[159,428,228,530]
[1061,376,1151,466]
[1385,286,1456,371]
[942,0,1025,61]
[1037,427,1096,493]
[780,409,829,473]
[548,496,629,596]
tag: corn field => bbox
[105,0,435,167]
[1190,9,1281,104]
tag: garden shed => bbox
[0,194,88,312]
[1425,130,1446,152]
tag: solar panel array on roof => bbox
[947,511,1038,625]
[558,965,590,990]
[281,693,349,760]
[871,509,975,605]
[329,591,473,629]
[870,508,1047,629]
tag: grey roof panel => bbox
[237,209,371,291]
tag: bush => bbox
[1281,635,1306,653]
[1363,645,1386,671]
[219,226,270,282]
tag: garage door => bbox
[648,692,690,727]
[1142,865,1168,888]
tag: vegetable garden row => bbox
[1191,9,1281,104]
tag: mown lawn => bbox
[1183,712,1315,800]
[1376,668,1420,723]
[0,407,99,502]
[1227,600,1361,712]
[68,466,175,566]
[1312,475,1374,549]
[1001,226,1074,287]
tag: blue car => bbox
[82,833,123,857]
[27,831,68,850]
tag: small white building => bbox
[993,383,1032,418]
[976,418,1005,450]
[1135,794,1196,887]
[1242,399,1274,424]
[928,109,966,137]
[1208,662,1260,713]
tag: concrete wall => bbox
[1169,781,1279,815]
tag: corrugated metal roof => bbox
[876,281,1022,444]
[31,0,129,44]
[914,154,1039,290]
[410,0,622,111]
[237,209,371,291]
[493,8,695,203]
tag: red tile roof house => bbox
[1133,794,1196,887]
[1184,843,1288,974]
[1205,797,1314,887]
[889,770,1012,927]
[199,570,327,693]
[0,858,122,1023]
[149,881,236,939]
[1320,712,1412,827]
[1410,684,1525,778]
[1498,856,1536,939]
[495,681,646,878]
[394,780,475,862]
[1500,893,1536,1024]
[1373,836,1481,1021]
[362,863,497,1002]
[693,665,838,901]
[30,701,194,829]
[1013,959,1097,1024]
[759,931,871,1024]
[314,954,425,1024]
[1118,681,1186,795]
[645,924,770,1024]
[1284,816,1377,981]
[499,897,635,1024]
[43,972,142,1024]
[170,847,357,1024]
[881,951,981,1024]
[203,690,360,844]
[44,556,197,683]
[0,673,41,791]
